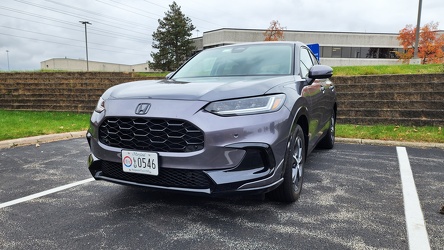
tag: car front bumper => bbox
[87,98,291,195]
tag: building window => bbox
[332,47,342,58]
[351,47,361,58]
[322,46,332,58]
[320,46,401,59]
[341,47,352,58]
[365,48,378,58]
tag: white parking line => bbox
[396,147,431,250]
[0,178,95,209]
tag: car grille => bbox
[99,117,204,152]
[101,161,212,189]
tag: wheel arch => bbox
[293,106,309,158]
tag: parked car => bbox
[86,42,337,202]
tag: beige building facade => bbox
[40,58,154,72]
[193,28,407,66]
[41,28,444,71]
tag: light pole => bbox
[413,0,422,60]
[79,21,92,71]
[6,50,10,71]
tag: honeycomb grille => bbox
[99,117,204,152]
[101,161,212,189]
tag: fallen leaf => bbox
[440,205,444,215]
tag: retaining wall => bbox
[0,72,443,126]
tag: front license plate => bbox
[122,150,158,176]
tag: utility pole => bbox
[413,0,422,60]
[79,21,92,71]
[6,50,9,71]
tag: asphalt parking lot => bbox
[0,138,443,249]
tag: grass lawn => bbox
[0,110,90,141]
[332,64,444,76]
[336,124,443,143]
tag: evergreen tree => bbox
[149,2,195,71]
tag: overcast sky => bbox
[0,0,443,71]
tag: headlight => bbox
[95,97,105,113]
[205,94,285,116]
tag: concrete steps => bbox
[338,100,444,110]
[333,74,444,126]
[0,72,443,126]
[0,72,158,113]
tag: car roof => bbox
[207,41,305,49]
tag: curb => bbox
[0,132,443,150]
[336,137,444,150]
[0,131,86,149]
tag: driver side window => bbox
[300,48,314,78]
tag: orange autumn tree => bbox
[264,20,285,41]
[396,22,444,64]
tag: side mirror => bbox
[308,65,333,79]
[165,71,175,79]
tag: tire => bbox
[268,124,305,202]
[317,111,335,149]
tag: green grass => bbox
[134,72,169,77]
[336,124,443,143]
[3,65,443,77]
[332,64,444,76]
[0,110,90,141]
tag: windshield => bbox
[172,43,293,79]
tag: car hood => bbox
[105,76,295,101]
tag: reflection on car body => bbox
[86,42,337,202]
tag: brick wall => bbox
[1,72,443,126]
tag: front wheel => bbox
[268,124,305,202]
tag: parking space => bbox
[0,139,442,249]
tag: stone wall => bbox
[0,72,156,113]
[0,72,443,126]
[334,74,444,126]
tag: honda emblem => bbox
[135,103,151,115]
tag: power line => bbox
[12,0,155,35]
[0,25,148,52]
[0,7,151,42]
[143,0,221,29]
[95,0,161,20]
[0,32,148,56]
[43,0,150,27]
[0,13,151,43]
